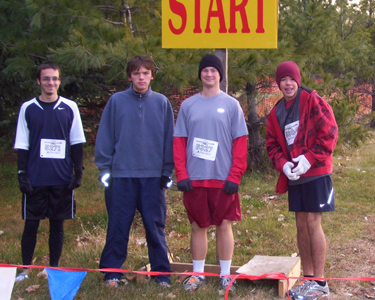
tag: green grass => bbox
[3,136,375,299]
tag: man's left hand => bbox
[223,180,239,195]
[292,155,311,176]
[160,176,172,189]
[68,170,83,190]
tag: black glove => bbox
[160,176,172,189]
[98,173,112,188]
[223,180,239,195]
[18,171,33,194]
[177,178,193,192]
[68,170,83,190]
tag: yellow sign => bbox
[162,0,278,49]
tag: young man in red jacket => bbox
[266,61,338,300]
[174,54,248,292]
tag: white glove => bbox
[283,162,300,181]
[292,155,311,176]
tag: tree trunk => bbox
[122,0,134,37]
[246,82,263,170]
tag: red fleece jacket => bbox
[266,88,338,194]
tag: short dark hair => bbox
[126,56,155,78]
[36,62,61,80]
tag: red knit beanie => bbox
[276,61,301,88]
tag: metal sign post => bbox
[215,49,228,93]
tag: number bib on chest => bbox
[40,139,66,159]
[192,137,218,161]
[284,120,299,146]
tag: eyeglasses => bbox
[41,76,60,82]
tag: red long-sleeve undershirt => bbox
[173,135,247,188]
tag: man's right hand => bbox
[18,171,33,194]
[282,162,300,181]
[177,178,193,192]
[99,173,112,188]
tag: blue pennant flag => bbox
[47,268,87,300]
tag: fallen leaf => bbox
[136,238,147,246]
[41,255,49,264]
[25,285,40,293]
[125,274,136,281]
[175,274,189,283]
[169,231,178,238]
[166,293,176,298]
[77,241,88,247]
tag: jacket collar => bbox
[129,84,152,98]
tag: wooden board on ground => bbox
[169,262,239,274]
[136,255,300,298]
[136,263,239,283]
[236,255,301,298]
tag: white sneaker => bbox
[218,276,236,291]
[183,275,206,292]
[289,279,311,298]
[15,272,29,282]
[37,268,48,279]
[106,278,120,287]
[293,280,329,300]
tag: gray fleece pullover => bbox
[95,85,174,178]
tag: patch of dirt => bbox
[0,150,17,164]
[326,217,375,299]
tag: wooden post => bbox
[215,49,228,93]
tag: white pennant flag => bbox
[0,267,16,300]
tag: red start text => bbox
[168,0,265,35]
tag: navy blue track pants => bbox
[100,177,171,282]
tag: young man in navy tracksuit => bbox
[95,55,174,287]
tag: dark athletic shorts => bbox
[288,175,335,212]
[22,185,75,220]
[183,187,241,228]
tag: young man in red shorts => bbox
[173,54,248,291]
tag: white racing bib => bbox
[40,139,66,159]
[192,137,218,161]
[284,120,299,146]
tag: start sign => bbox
[162,0,278,49]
